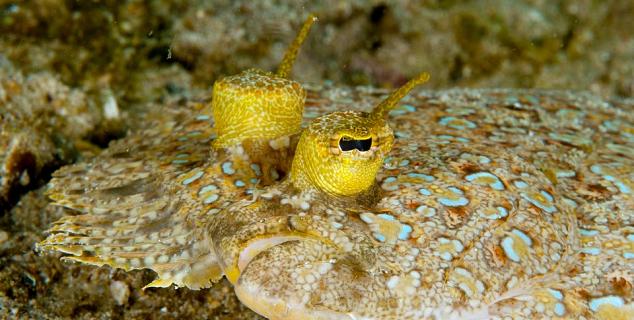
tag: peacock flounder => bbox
[39,15,633,320]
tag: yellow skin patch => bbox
[212,69,305,148]
[211,14,316,149]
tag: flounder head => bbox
[290,73,430,196]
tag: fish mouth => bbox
[229,234,307,283]
[234,277,354,320]
[223,218,382,320]
[232,235,355,320]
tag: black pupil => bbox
[339,137,372,152]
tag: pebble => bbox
[110,280,130,305]
[0,230,8,244]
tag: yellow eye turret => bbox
[211,14,317,149]
[289,72,430,197]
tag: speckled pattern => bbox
[38,84,633,319]
[39,100,296,290]
[212,69,305,148]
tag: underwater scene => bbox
[1,1,633,319]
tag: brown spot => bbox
[110,151,132,159]
[502,105,540,122]
[510,165,523,175]
[572,287,591,300]
[6,150,36,182]
[542,168,558,185]
[609,273,633,297]
[416,145,431,154]
[404,199,420,210]
[456,161,480,175]
[567,265,581,277]
[410,160,424,167]
[386,297,400,309]
[484,242,507,268]
[443,206,470,229]
[577,183,612,201]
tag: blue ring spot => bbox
[182,171,204,185]
[589,296,624,312]
[203,194,219,204]
[398,224,412,240]
[222,161,235,175]
[581,247,601,255]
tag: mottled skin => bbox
[288,87,631,320]
[39,14,316,289]
[39,18,633,320]
[211,85,634,320]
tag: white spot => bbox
[416,205,436,217]
[317,262,332,274]
[386,276,399,289]
[110,280,130,305]
[130,258,141,267]
[458,283,474,297]
[103,93,120,119]
[465,172,505,190]
[204,193,219,204]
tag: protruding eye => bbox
[339,136,372,152]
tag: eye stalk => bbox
[277,14,318,78]
[211,14,316,149]
[370,72,430,120]
[289,72,430,197]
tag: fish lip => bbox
[236,235,307,273]
[234,272,355,320]
[223,232,314,284]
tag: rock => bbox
[0,230,8,244]
[109,281,130,306]
[0,56,100,213]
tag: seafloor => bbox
[0,1,632,319]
